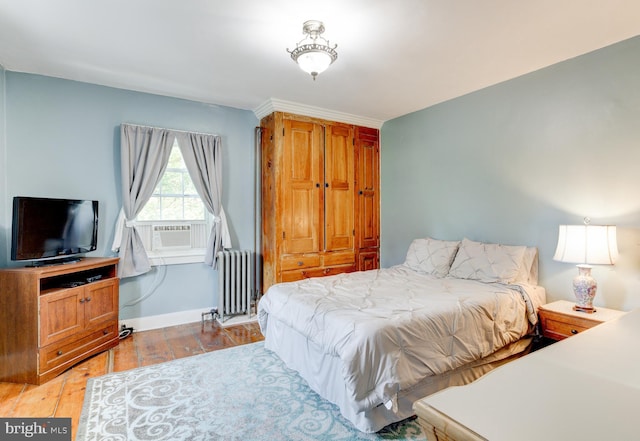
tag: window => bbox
[135,141,210,265]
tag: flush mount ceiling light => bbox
[287,20,338,80]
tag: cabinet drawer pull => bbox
[79,298,85,303]
[571,329,578,335]
[57,350,63,356]
[85,297,91,302]
[297,261,304,266]
[103,329,109,335]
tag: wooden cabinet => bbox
[260,112,379,292]
[0,257,119,384]
[538,300,625,341]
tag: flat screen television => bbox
[11,196,99,265]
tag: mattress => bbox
[258,264,545,432]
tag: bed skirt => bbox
[263,316,533,433]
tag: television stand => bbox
[0,257,120,385]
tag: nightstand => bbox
[538,300,626,341]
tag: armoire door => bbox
[324,123,355,253]
[281,119,324,256]
[355,127,380,251]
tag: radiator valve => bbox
[201,308,219,324]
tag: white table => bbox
[414,307,638,441]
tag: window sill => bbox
[147,248,206,266]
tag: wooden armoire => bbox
[260,112,380,292]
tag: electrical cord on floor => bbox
[119,325,134,340]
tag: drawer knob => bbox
[85,297,92,302]
[57,350,63,356]
[103,329,109,335]
[297,261,303,266]
[571,329,578,335]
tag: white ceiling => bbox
[1,0,639,125]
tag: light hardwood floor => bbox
[0,319,264,439]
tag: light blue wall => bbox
[381,36,640,311]
[6,36,640,321]
[3,73,258,321]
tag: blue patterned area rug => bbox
[77,342,425,441]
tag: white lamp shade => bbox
[553,225,618,265]
[296,50,332,76]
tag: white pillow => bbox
[447,238,527,284]
[404,238,460,277]
[514,247,539,285]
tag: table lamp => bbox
[553,220,618,313]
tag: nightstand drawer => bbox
[543,318,589,340]
[538,300,626,342]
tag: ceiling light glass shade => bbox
[295,50,333,76]
[288,20,338,80]
[553,224,618,265]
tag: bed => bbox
[257,238,547,433]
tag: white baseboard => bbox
[119,307,215,332]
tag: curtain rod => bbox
[122,122,219,138]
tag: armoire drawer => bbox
[322,251,355,267]
[280,254,321,271]
[280,264,356,283]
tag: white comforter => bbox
[258,265,540,414]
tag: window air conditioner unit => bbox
[152,224,192,250]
